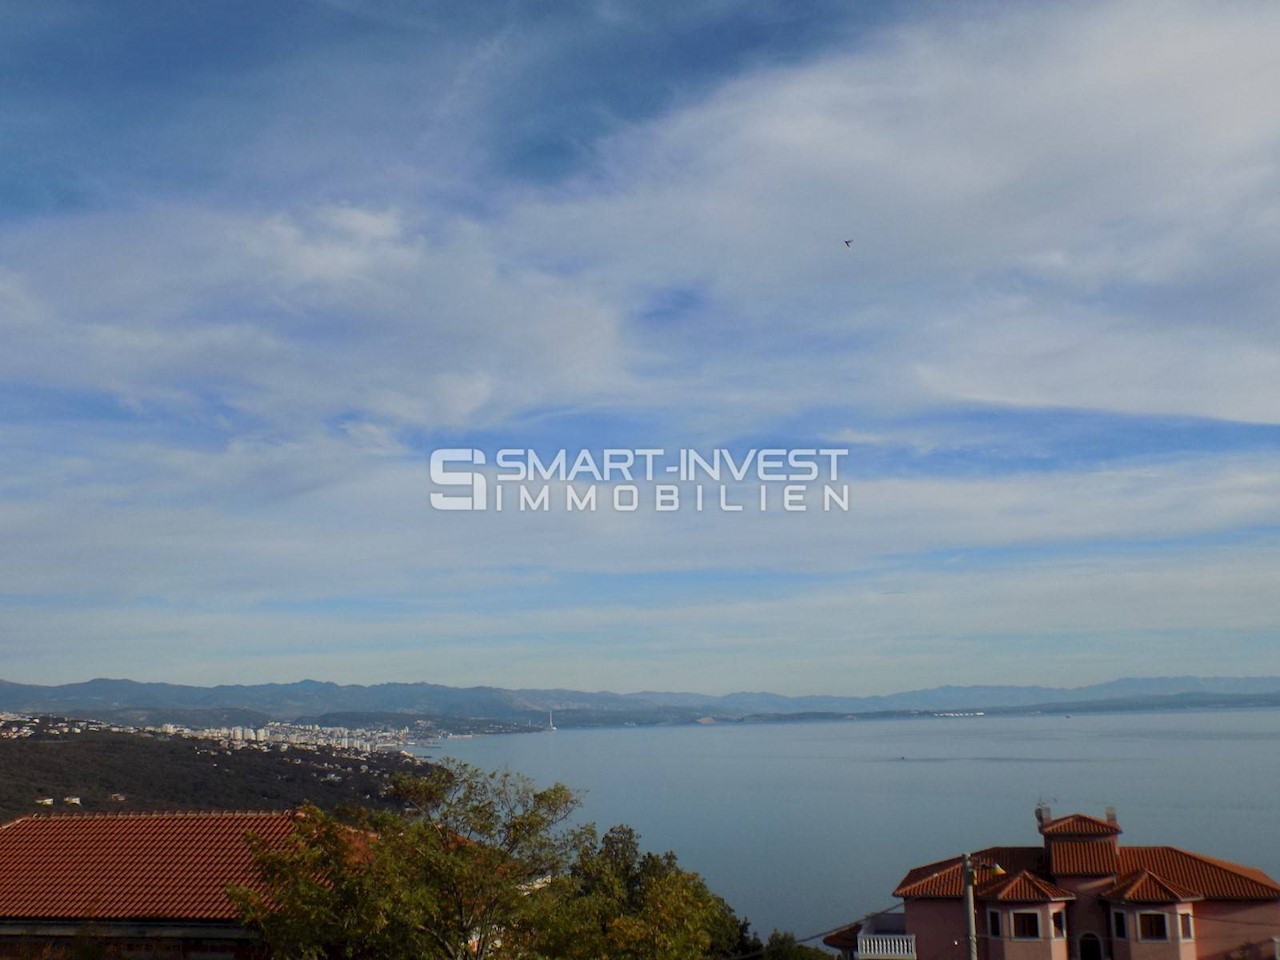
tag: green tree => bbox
[231,759,583,960]
[761,930,829,959]
[530,825,760,960]
[234,762,778,960]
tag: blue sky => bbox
[3,0,1280,694]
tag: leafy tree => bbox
[234,762,785,960]
[761,930,829,959]
[231,759,583,960]
[529,824,760,960]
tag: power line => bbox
[717,904,905,960]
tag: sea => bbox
[410,709,1280,944]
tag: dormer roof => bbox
[1102,869,1202,904]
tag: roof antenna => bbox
[1035,797,1056,824]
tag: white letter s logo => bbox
[430,449,487,510]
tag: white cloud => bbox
[0,203,633,430]
[498,0,1280,423]
[4,1,1280,689]
[5,529,1280,693]
[6,2,1280,431]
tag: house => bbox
[0,809,297,959]
[831,809,1280,960]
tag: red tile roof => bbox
[1119,848,1280,901]
[1102,869,1202,904]
[823,923,861,950]
[0,810,297,922]
[894,819,1280,904]
[894,848,1045,899]
[1039,814,1122,837]
[1049,840,1120,876]
[982,870,1075,903]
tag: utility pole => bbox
[964,852,979,960]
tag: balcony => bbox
[857,933,918,959]
[826,912,917,960]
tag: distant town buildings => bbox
[1,712,419,813]
[829,809,1280,960]
[217,720,403,754]
[1,711,413,755]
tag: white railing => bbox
[858,934,917,959]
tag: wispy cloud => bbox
[2,0,1279,691]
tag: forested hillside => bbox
[0,726,429,822]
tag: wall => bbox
[1193,901,1280,960]
[906,900,974,960]
[986,903,1069,960]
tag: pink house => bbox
[829,809,1280,960]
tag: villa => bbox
[828,809,1280,960]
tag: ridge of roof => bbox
[1039,813,1122,837]
[0,809,299,834]
[15,809,297,821]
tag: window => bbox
[1179,914,1194,940]
[1113,912,1128,940]
[989,912,1003,938]
[1052,912,1067,939]
[1139,913,1169,942]
[1013,912,1041,940]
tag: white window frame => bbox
[1178,913,1194,941]
[1137,912,1170,942]
[1112,910,1128,941]
[1051,911,1067,939]
[1012,911,1042,941]
[988,910,1003,939]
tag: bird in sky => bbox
[843,239,853,247]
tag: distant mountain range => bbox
[3,675,1280,728]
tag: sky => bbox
[2,0,1280,695]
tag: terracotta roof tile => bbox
[1039,814,1122,837]
[1049,840,1120,876]
[823,923,862,949]
[895,818,1280,905]
[982,870,1075,903]
[1102,869,1202,903]
[0,810,297,922]
[894,848,1045,899]
[1119,848,1280,901]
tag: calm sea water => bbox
[412,710,1280,943]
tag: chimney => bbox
[1105,806,1117,825]
[1035,804,1052,825]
